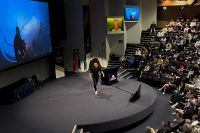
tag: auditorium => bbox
[1,0,200,133]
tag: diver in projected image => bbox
[14,26,28,61]
[130,13,134,20]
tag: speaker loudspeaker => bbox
[129,84,141,103]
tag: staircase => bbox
[119,31,157,79]
[108,31,156,79]
[125,43,143,58]
[117,68,136,79]
[116,43,142,79]
[140,31,156,46]
[107,60,120,68]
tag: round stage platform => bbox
[0,75,157,133]
[55,75,158,132]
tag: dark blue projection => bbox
[124,7,140,21]
[0,0,51,71]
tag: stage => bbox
[0,74,157,133]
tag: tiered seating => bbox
[141,31,156,46]
[107,60,121,68]
[117,43,144,79]
[143,18,200,132]
[125,43,143,58]
[107,54,121,68]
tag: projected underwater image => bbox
[0,0,51,70]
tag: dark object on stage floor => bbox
[0,77,38,104]
[101,67,118,85]
[129,84,141,102]
[32,75,41,90]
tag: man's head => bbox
[114,19,120,30]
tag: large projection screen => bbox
[0,0,52,71]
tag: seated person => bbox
[119,55,126,68]
[195,39,200,48]
[135,48,142,56]
[186,32,193,44]
[160,37,167,43]
[157,55,164,65]
[176,19,182,28]
[169,19,175,27]
[190,19,197,28]
[139,62,150,78]
[191,27,196,33]
[142,47,148,57]
[175,101,195,120]
[166,41,172,51]
[168,26,174,32]
[126,55,135,68]
[186,75,200,90]
[157,30,165,37]
[157,121,172,133]
[184,25,190,33]
[145,126,156,133]
[162,27,168,33]
[158,74,177,95]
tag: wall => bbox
[105,0,110,65]
[141,0,157,31]
[0,58,50,88]
[107,34,125,56]
[158,6,200,21]
[89,0,107,67]
[63,0,85,71]
[82,0,89,5]
[157,6,200,28]
[62,0,108,70]
[125,0,141,44]
[109,0,124,16]
[106,0,126,58]
[126,0,140,5]
[126,21,141,44]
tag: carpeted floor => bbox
[0,73,174,133]
[123,88,174,133]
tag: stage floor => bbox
[0,74,157,133]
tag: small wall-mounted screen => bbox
[124,7,140,21]
[107,17,123,32]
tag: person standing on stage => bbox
[89,58,105,95]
